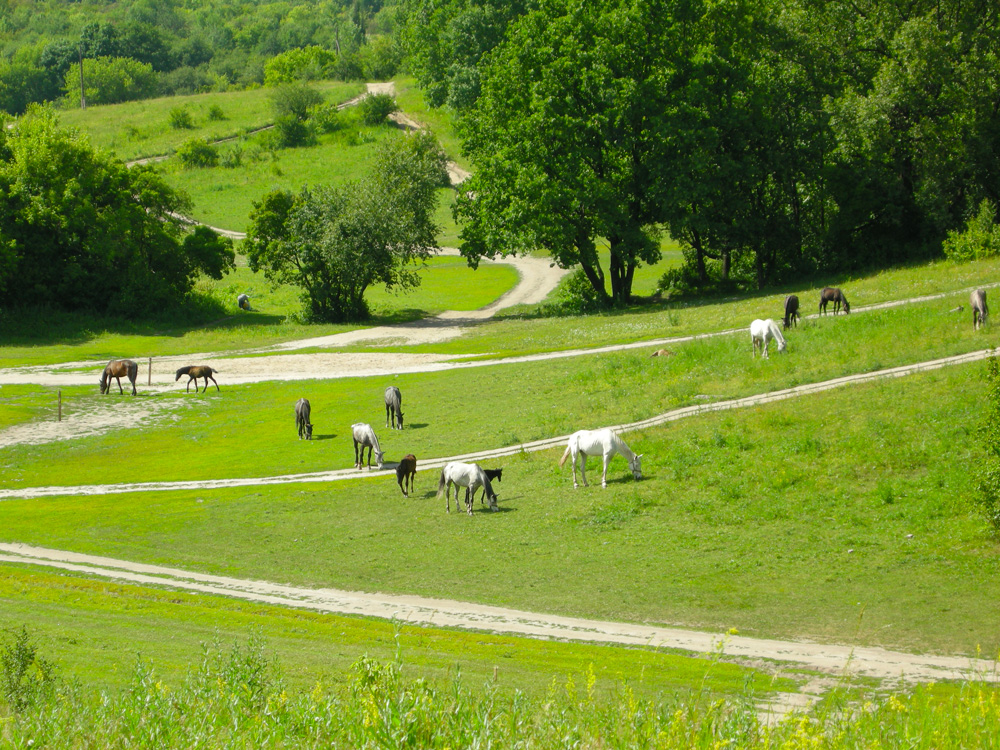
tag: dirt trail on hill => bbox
[0,542,994,687]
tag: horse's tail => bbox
[128,360,138,381]
[436,468,447,497]
[559,444,572,467]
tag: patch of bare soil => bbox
[0,396,187,448]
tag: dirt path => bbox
[0,542,992,687]
[4,345,997,498]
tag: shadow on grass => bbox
[312,434,338,441]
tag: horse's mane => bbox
[175,365,193,378]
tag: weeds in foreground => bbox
[2,628,999,748]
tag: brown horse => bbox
[819,287,850,315]
[175,365,220,392]
[972,289,989,330]
[783,295,800,329]
[99,359,138,395]
[396,454,417,497]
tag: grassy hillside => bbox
[58,82,365,162]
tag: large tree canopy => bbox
[244,130,448,322]
[455,0,680,306]
[0,108,234,314]
[425,0,1000,293]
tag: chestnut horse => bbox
[175,365,219,392]
[99,359,138,395]
[396,454,417,497]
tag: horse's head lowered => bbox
[629,454,643,480]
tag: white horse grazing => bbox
[559,429,642,489]
[750,318,787,358]
[437,461,497,514]
[351,423,383,470]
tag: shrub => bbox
[269,83,323,122]
[1,626,57,712]
[207,104,226,121]
[943,200,1000,262]
[176,137,218,168]
[220,142,243,168]
[358,92,398,125]
[168,107,193,129]
[270,115,315,148]
[556,269,607,314]
[308,102,342,133]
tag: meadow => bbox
[5,75,1000,740]
[57,82,366,162]
[4,292,993,488]
[2,344,998,656]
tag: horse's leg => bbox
[579,452,588,487]
[187,378,193,392]
[210,376,219,392]
[115,376,123,395]
[601,453,610,488]
[354,441,360,469]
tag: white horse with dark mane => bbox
[559,428,642,488]
[437,461,497,514]
[750,318,786,358]
[351,423,383,470]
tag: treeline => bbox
[401,0,1000,300]
[0,0,404,114]
[0,109,234,316]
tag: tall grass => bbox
[2,631,998,748]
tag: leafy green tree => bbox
[0,108,234,315]
[943,201,1000,262]
[455,0,677,305]
[63,56,158,106]
[244,131,446,322]
[402,0,533,109]
[263,46,338,86]
[658,0,831,289]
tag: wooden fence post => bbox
[58,390,62,422]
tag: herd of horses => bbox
[95,283,991,514]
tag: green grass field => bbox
[6,292,996,487]
[2,331,998,656]
[5,244,1000,715]
[56,82,365,162]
